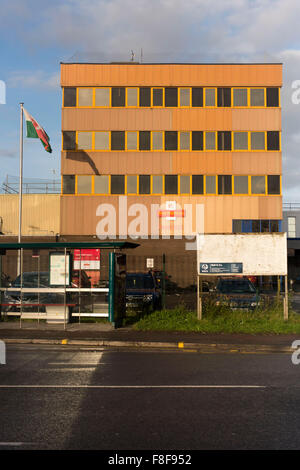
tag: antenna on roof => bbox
[131,50,135,62]
[141,48,143,63]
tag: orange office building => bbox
[60,62,282,285]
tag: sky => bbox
[0,0,300,200]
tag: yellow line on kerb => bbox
[61,339,68,345]
[178,342,184,349]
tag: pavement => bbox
[0,319,299,354]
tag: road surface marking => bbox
[41,367,97,371]
[0,385,265,389]
[0,442,35,446]
[48,363,102,366]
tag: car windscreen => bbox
[126,275,155,289]
[217,280,256,294]
[12,273,50,288]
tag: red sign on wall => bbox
[73,249,101,270]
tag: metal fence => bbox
[2,175,60,194]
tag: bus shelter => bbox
[0,241,138,329]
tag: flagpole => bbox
[17,103,24,275]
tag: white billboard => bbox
[197,233,287,276]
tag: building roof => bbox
[61,62,283,65]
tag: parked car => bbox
[3,270,91,312]
[71,270,91,288]
[126,272,162,312]
[214,276,260,310]
[3,271,51,312]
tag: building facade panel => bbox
[61,63,282,87]
[62,108,174,131]
[231,109,281,131]
[62,151,281,176]
[62,151,174,175]
[231,152,282,175]
[0,194,60,236]
[62,107,281,132]
[60,195,282,236]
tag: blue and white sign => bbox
[200,262,243,274]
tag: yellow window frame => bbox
[179,87,191,108]
[151,87,164,107]
[250,175,267,195]
[93,175,110,195]
[233,131,249,151]
[110,175,126,195]
[232,87,248,108]
[151,131,164,151]
[76,131,94,151]
[178,131,191,151]
[125,131,139,151]
[204,88,217,108]
[94,87,111,108]
[137,175,151,195]
[264,131,281,152]
[204,175,217,195]
[249,131,266,152]
[249,87,266,108]
[204,131,217,151]
[76,175,93,195]
[126,175,138,195]
[151,175,163,195]
[232,175,249,195]
[178,175,191,195]
[164,175,179,195]
[94,131,111,151]
[126,87,139,107]
[77,87,94,108]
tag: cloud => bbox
[1,0,300,198]
[7,70,60,90]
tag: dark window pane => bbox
[111,131,125,150]
[63,131,76,150]
[192,175,204,195]
[267,131,280,150]
[165,87,178,107]
[266,88,279,107]
[111,87,125,107]
[261,220,270,232]
[111,175,125,194]
[242,220,252,232]
[165,175,178,194]
[268,175,280,194]
[217,131,232,150]
[64,88,76,107]
[252,220,261,233]
[192,88,203,107]
[218,175,232,194]
[62,175,75,194]
[270,220,279,232]
[139,87,151,107]
[192,131,203,150]
[165,131,178,150]
[139,131,151,150]
[153,89,163,106]
[232,220,242,232]
[217,88,231,107]
[139,175,150,194]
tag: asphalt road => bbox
[1,345,300,450]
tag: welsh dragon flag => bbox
[23,108,52,153]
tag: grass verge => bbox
[133,300,300,334]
